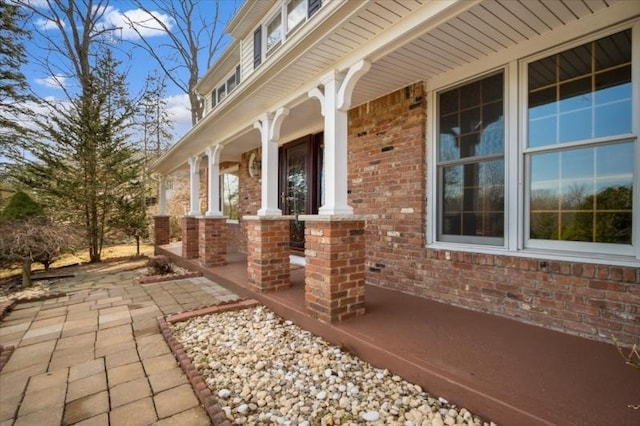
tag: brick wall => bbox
[237,148,262,254]
[348,82,640,346]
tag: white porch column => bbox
[188,155,201,216]
[205,145,223,217]
[310,60,371,216]
[254,108,289,216]
[158,175,167,215]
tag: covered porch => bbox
[157,242,640,426]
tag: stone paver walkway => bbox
[0,259,239,426]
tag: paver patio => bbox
[0,259,239,426]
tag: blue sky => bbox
[21,0,241,143]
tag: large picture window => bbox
[526,29,633,248]
[430,25,638,260]
[437,72,505,245]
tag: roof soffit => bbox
[225,0,277,39]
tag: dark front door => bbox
[279,134,323,250]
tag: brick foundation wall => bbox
[182,216,199,259]
[153,216,170,247]
[304,219,366,323]
[246,218,291,292]
[199,217,227,267]
[348,82,640,346]
[237,148,261,254]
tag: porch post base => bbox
[199,217,227,267]
[301,216,367,323]
[153,215,171,247]
[182,216,199,259]
[244,216,295,292]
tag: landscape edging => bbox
[157,299,259,426]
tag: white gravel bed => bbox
[170,306,496,426]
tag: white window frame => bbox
[520,27,637,258]
[264,9,283,56]
[435,70,507,247]
[211,64,241,111]
[426,20,640,264]
[258,0,316,62]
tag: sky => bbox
[20,0,241,144]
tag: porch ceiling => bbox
[152,0,632,176]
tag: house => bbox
[151,0,639,347]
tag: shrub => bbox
[147,255,173,275]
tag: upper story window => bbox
[254,0,322,69]
[210,65,241,110]
[287,0,306,34]
[429,25,638,260]
[266,12,282,54]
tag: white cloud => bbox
[101,6,173,40]
[35,18,64,31]
[35,74,67,90]
[165,94,192,141]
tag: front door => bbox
[279,134,323,250]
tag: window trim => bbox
[427,21,640,263]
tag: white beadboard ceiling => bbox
[154,0,628,173]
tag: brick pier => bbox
[244,216,294,293]
[181,216,199,259]
[301,216,370,323]
[198,217,227,267]
[153,216,170,249]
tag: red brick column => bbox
[153,216,170,246]
[244,216,294,292]
[301,216,367,323]
[199,217,227,267]
[182,216,199,259]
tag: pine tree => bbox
[17,47,141,262]
[0,2,35,159]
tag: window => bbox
[266,12,282,54]
[210,65,241,111]
[287,0,306,34]
[430,26,638,260]
[437,72,505,245]
[254,0,322,66]
[526,30,633,248]
[217,85,226,103]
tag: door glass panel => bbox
[285,143,307,249]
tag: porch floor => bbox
[158,244,640,426]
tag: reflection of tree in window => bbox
[438,72,504,242]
